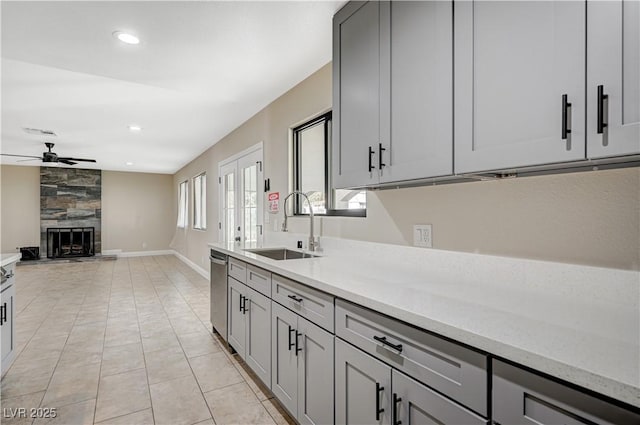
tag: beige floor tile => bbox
[1,365,55,400]
[178,332,221,358]
[204,382,275,425]
[103,328,141,348]
[144,350,192,385]
[235,361,271,402]
[188,352,243,393]
[95,369,151,423]
[41,363,100,408]
[0,391,45,425]
[262,398,296,425]
[150,375,211,425]
[94,408,154,425]
[141,332,182,354]
[101,342,145,377]
[192,419,215,425]
[57,346,103,368]
[33,398,95,425]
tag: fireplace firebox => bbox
[47,227,95,259]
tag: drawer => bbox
[335,299,488,416]
[246,264,271,297]
[493,360,640,425]
[228,257,247,284]
[272,274,335,332]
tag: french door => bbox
[219,145,264,246]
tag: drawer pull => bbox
[373,335,403,353]
[287,294,303,303]
[375,382,385,420]
[392,393,402,425]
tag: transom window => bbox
[292,111,366,216]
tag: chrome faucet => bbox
[282,191,317,252]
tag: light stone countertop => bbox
[209,236,640,408]
[1,253,20,268]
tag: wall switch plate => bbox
[413,224,432,248]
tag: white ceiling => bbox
[1,1,344,174]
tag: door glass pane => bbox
[243,165,258,244]
[298,122,326,214]
[224,173,234,243]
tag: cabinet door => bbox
[1,284,14,363]
[333,1,387,188]
[335,338,391,425]
[381,0,453,183]
[271,301,299,417]
[227,278,246,357]
[392,370,487,425]
[587,0,640,158]
[245,289,271,389]
[454,1,586,173]
[297,318,334,425]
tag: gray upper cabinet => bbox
[381,0,453,183]
[333,1,384,188]
[587,0,640,158]
[335,338,392,425]
[454,0,587,174]
[492,360,640,425]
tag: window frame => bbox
[192,172,206,230]
[292,111,366,217]
[177,180,188,228]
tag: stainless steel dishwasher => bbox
[210,249,228,342]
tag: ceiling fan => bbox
[1,142,96,166]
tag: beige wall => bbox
[0,165,174,255]
[1,165,40,253]
[102,171,174,253]
[174,62,640,271]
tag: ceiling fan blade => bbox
[58,159,77,166]
[58,157,96,163]
[16,158,42,162]
[1,153,43,159]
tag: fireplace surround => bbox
[46,227,95,259]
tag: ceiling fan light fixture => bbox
[113,31,140,45]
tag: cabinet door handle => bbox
[562,94,572,140]
[295,330,303,356]
[241,296,248,314]
[288,325,295,351]
[597,85,608,134]
[287,294,303,303]
[375,382,385,420]
[373,335,403,353]
[368,146,375,172]
[0,303,5,325]
[378,143,386,169]
[392,393,402,425]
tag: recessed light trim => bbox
[128,125,142,132]
[125,162,134,166]
[113,31,140,45]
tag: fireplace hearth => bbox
[47,227,95,259]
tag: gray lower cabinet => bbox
[227,277,271,389]
[1,281,15,375]
[271,301,334,425]
[493,360,640,425]
[335,338,391,425]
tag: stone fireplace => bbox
[40,167,101,257]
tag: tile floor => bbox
[0,256,295,425]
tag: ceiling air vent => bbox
[22,127,57,137]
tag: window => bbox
[293,111,366,216]
[193,173,206,230]
[177,180,188,228]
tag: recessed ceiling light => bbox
[125,162,134,166]
[113,31,140,45]
[128,125,142,132]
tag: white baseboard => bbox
[118,250,174,258]
[171,250,209,280]
[101,249,122,256]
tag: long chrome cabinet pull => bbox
[375,382,385,420]
[368,146,376,172]
[373,335,403,353]
[597,85,608,134]
[392,393,402,425]
[562,94,572,140]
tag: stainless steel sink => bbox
[244,248,319,260]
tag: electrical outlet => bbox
[413,224,432,248]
